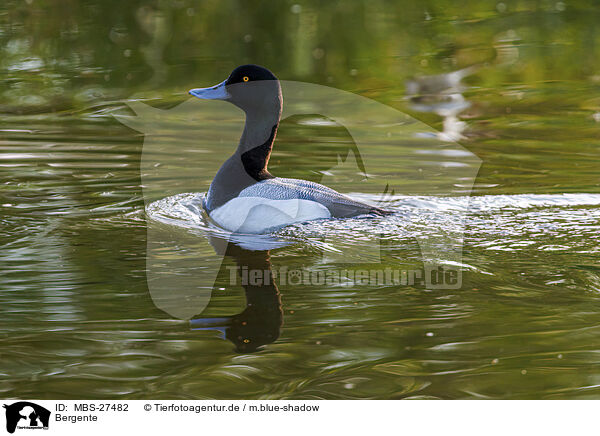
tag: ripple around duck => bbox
[147,192,600,253]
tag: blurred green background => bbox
[2,0,600,108]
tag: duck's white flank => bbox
[209,197,331,234]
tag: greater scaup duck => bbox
[189,64,390,233]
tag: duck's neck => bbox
[235,110,280,181]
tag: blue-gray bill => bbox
[189,80,230,100]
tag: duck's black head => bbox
[225,64,278,85]
[189,64,282,117]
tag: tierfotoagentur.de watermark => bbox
[228,265,461,288]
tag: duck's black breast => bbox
[239,125,277,182]
[204,125,277,212]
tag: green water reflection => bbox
[1,1,600,399]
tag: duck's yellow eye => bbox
[242,76,249,82]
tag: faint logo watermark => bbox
[116,79,481,320]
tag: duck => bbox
[189,64,390,234]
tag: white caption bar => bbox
[0,400,596,435]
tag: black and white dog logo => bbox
[3,402,50,434]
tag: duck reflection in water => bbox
[406,65,479,142]
[190,238,283,353]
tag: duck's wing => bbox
[238,177,390,218]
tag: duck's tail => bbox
[371,206,394,216]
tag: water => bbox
[2,1,600,399]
